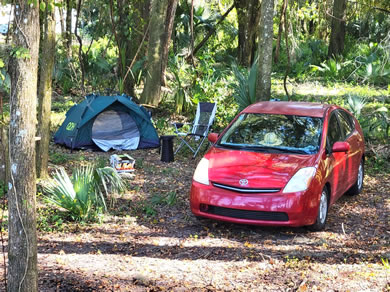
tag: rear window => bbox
[218,113,323,154]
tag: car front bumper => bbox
[190,181,320,227]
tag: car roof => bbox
[243,101,333,118]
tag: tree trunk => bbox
[140,0,170,106]
[0,93,9,187]
[235,0,261,67]
[65,0,72,57]
[58,0,65,35]
[111,0,150,98]
[37,0,56,179]
[256,0,275,101]
[74,0,85,93]
[161,0,178,86]
[274,0,288,63]
[7,1,39,291]
[328,0,347,57]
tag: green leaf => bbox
[40,2,46,11]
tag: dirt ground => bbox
[1,146,389,291]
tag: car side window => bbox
[337,110,354,137]
[327,113,343,147]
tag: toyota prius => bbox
[190,101,365,231]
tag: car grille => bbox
[204,205,289,222]
[212,182,281,193]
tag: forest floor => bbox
[1,145,389,291]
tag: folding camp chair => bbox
[173,102,217,158]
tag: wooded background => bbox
[0,0,389,291]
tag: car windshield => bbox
[218,113,323,154]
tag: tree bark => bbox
[274,0,288,63]
[37,0,56,179]
[235,0,261,67]
[7,1,39,291]
[65,0,72,57]
[160,0,178,86]
[110,0,150,97]
[140,0,170,106]
[58,0,65,35]
[328,0,347,57]
[256,0,275,101]
[74,0,85,94]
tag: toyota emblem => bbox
[239,179,248,186]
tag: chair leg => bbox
[193,135,208,158]
[175,136,196,155]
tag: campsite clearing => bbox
[1,146,389,291]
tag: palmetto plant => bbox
[44,165,125,221]
[231,59,258,111]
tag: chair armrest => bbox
[173,122,184,129]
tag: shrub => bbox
[231,59,258,112]
[44,165,125,221]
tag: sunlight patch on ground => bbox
[36,253,389,291]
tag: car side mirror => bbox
[208,133,219,144]
[332,141,350,153]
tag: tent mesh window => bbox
[92,110,140,151]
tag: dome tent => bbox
[54,94,160,151]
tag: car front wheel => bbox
[308,187,329,231]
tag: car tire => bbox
[308,187,329,232]
[347,160,364,196]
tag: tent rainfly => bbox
[54,94,160,151]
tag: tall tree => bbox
[37,0,56,179]
[65,0,72,57]
[234,0,261,67]
[161,0,178,85]
[256,0,275,101]
[328,0,347,57]
[110,0,150,97]
[140,0,171,106]
[8,1,40,291]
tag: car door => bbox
[326,111,349,200]
[336,110,362,189]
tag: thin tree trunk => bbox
[191,4,235,57]
[110,0,150,98]
[65,0,72,57]
[235,0,261,67]
[8,1,39,291]
[189,0,195,68]
[283,0,290,100]
[58,0,65,35]
[0,94,9,189]
[274,0,288,63]
[161,0,178,86]
[328,0,347,58]
[74,0,85,94]
[140,0,170,106]
[256,0,275,101]
[37,0,56,179]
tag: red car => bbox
[190,101,365,231]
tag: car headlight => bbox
[282,167,316,193]
[193,158,209,185]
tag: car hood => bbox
[206,147,318,189]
